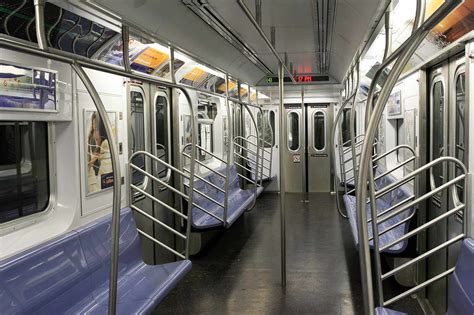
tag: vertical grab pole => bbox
[180,87,197,257]
[72,63,122,315]
[122,25,131,73]
[332,99,348,218]
[33,0,47,50]
[279,62,286,287]
[224,74,232,226]
[349,66,359,189]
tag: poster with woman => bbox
[84,110,117,195]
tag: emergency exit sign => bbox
[265,75,329,84]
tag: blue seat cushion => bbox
[0,231,90,314]
[343,193,413,254]
[190,164,255,229]
[0,208,191,314]
[447,238,474,315]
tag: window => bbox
[44,3,118,58]
[197,99,216,161]
[287,111,300,151]
[313,111,326,151]
[269,111,276,147]
[0,122,50,224]
[130,90,145,186]
[455,72,465,202]
[155,94,169,179]
[342,108,356,147]
[431,80,444,189]
[257,110,274,148]
[0,1,37,43]
[197,120,213,161]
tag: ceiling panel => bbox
[89,0,384,84]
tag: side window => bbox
[287,111,300,151]
[130,89,146,186]
[0,122,50,224]
[313,111,326,151]
[155,94,169,179]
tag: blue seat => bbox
[375,307,407,315]
[378,238,474,314]
[447,238,474,315]
[343,172,414,254]
[190,164,255,229]
[0,208,191,314]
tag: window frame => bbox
[0,121,56,228]
[153,90,172,183]
[286,110,300,152]
[312,110,327,152]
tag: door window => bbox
[155,94,169,180]
[257,110,275,148]
[130,89,146,186]
[342,108,356,147]
[454,71,465,202]
[313,111,326,151]
[287,111,300,151]
[431,80,444,189]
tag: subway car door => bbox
[425,55,467,313]
[127,82,155,263]
[149,85,175,263]
[283,105,303,192]
[426,61,450,313]
[306,104,333,192]
[447,56,466,271]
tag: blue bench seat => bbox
[190,164,255,229]
[0,208,191,314]
[343,172,414,254]
[377,238,474,314]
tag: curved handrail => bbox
[232,101,261,211]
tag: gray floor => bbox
[156,192,421,314]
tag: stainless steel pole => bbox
[279,62,286,287]
[33,0,47,50]
[72,63,122,315]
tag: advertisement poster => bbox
[387,90,402,117]
[0,63,56,110]
[85,110,117,195]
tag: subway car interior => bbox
[0,0,474,314]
